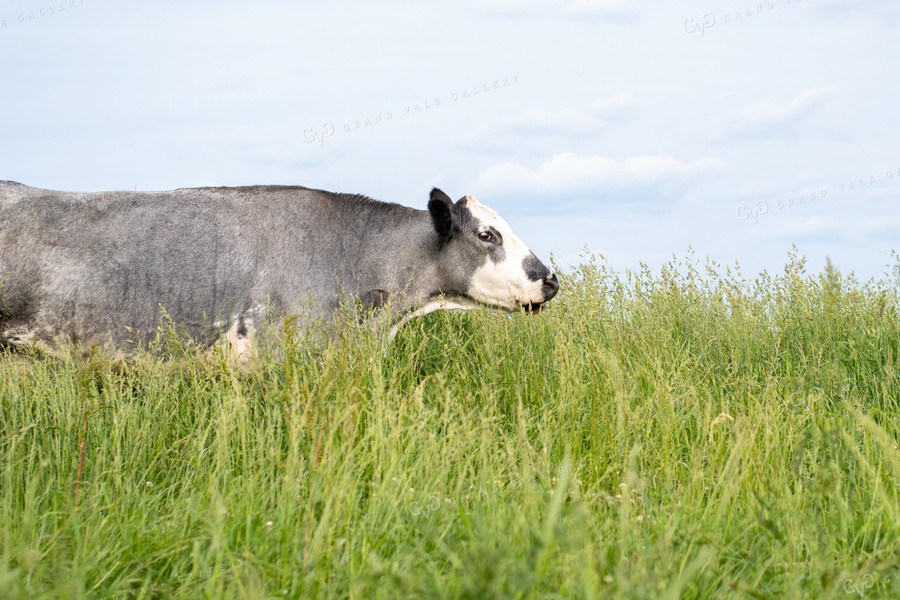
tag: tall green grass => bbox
[2,251,899,599]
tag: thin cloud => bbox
[811,0,900,22]
[749,216,841,241]
[472,152,726,194]
[591,93,638,119]
[491,107,603,138]
[740,87,839,125]
[563,0,636,20]
[478,94,637,141]
[720,86,840,140]
[748,213,900,243]
[474,0,637,20]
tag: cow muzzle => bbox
[522,273,559,314]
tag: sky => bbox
[2,0,898,282]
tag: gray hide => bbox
[0,182,558,354]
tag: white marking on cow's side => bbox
[463,196,550,310]
[209,303,268,365]
[1,328,35,345]
[388,296,490,340]
[218,315,256,365]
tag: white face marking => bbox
[463,196,550,311]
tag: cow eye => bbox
[478,231,496,243]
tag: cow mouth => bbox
[458,295,550,315]
[522,301,547,314]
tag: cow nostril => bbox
[542,273,559,300]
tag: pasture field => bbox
[2,251,900,599]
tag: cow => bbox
[0,182,559,359]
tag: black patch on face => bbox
[477,225,505,264]
[455,200,507,264]
[486,239,506,264]
[236,316,248,338]
[523,252,550,282]
[430,200,482,296]
[451,199,475,235]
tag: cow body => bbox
[0,182,558,355]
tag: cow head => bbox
[428,188,559,313]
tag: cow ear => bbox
[428,188,454,242]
